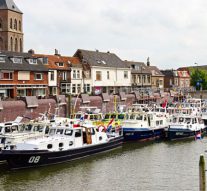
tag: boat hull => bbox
[165,128,206,141]
[122,127,165,142]
[1,136,123,170]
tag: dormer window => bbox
[0,55,6,63]
[29,58,37,64]
[43,57,48,64]
[11,57,22,64]
[57,62,64,67]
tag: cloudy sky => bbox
[15,0,207,69]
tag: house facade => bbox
[124,61,151,89]
[34,51,72,96]
[148,66,164,89]
[0,51,48,99]
[74,49,131,95]
[177,70,191,88]
[161,70,179,90]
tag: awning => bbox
[119,92,127,101]
[25,96,38,108]
[56,95,67,105]
[102,93,110,102]
[81,94,90,104]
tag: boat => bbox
[121,111,168,142]
[166,114,206,140]
[1,124,123,169]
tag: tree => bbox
[190,68,207,90]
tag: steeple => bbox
[0,0,24,52]
[0,0,22,14]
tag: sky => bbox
[15,0,207,69]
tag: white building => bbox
[74,49,131,95]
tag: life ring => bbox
[98,125,106,132]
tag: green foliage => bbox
[190,68,207,90]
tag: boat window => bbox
[104,114,110,120]
[144,116,147,121]
[185,118,191,124]
[47,144,53,149]
[94,115,98,120]
[84,114,88,119]
[45,126,50,134]
[160,109,165,112]
[192,118,195,124]
[11,125,18,132]
[33,125,42,132]
[24,124,33,132]
[5,126,11,133]
[91,128,95,135]
[125,114,129,120]
[75,129,82,137]
[160,120,163,125]
[56,129,64,135]
[49,129,56,135]
[130,114,135,120]
[179,117,184,123]
[90,115,94,120]
[64,129,73,136]
[76,114,82,119]
[59,143,64,147]
[198,118,204,124]
[156,121,159,126]
[118,114,125,120]
[173,118,177,123]
[111,114,117,119]
[136,115,143,120]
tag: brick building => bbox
[0,51,48,99]
[0,0,23,52]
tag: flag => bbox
[195,131,202,140]
[106,118,114,132]
[162,99,167,108]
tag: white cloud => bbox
[15,0,207,69]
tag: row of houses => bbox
[0,49,191,99]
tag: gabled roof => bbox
[74,49,130,69]
[161,70,178,77]
[124,60,151,74]
[0,0,22,14]
[34,54,73,71]
[148,66,164,76]
[0,51,48,72]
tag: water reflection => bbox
[0,139,206,191]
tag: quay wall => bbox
[0,93,171,122]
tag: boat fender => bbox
[98,125,106,132]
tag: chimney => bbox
[147,57,150,67]
[55,49,60,56]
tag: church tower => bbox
[0,0,23,52]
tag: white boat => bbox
[0,124,123,169]
[166,114,206,140]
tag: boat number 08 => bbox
[28,156,41,164]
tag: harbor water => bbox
[0,139,207,191]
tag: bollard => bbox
[199,155,206,191]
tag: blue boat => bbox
[122,112,168,142]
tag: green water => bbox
[0,139,206,191]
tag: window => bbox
[84,84,91,93]
[20,39,22,52]
[10,37,13,51]
[58,62,64,67]
[147,75,151,83]
[11,57,22,64]
[35,73,43,80]
[10,18,12,29]
[29,58,37,64]
[124,71,128,79]
[50,71,54,81]
[107,71,110,79]
[43,57,48,64]
[18,71,30,80]
[72,84,76,93]
[0,18,2,29]
[77,84,81,93]
[62,72,67,81]
[96,71,102,81]
[15,38,18,52]
[61,83,71,94]
[14,19,17,30]
[19,20,21,31]
[0,38,3,51]
[0,55,6,63]
[77,70,80,79]
[0,71,13,80]
[73,70,76,79]
[135,65,139,70]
